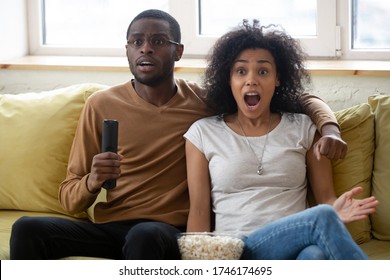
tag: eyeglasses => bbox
[127,35,180,49]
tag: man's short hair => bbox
[126,9,181,43]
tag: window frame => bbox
[175,0,337,58]
[27,0,127,56]
[338,0,390,60]
[27,0,389,60]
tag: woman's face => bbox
[229,48,280,119]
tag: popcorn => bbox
[177,232,244,260]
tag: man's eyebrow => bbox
[129,32,169,37]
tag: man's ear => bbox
[175,44,184,61]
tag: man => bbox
[10,9,346,260]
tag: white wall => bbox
[310,75,390,111]
[1,67,389,111]
[0,0,28,61]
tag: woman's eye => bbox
[259,69,269,75]
[237,69,246,75]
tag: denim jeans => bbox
[10,216,184,260]
[241,204,368,260]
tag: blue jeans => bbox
[241,204,368,260]
[10,217,184,260]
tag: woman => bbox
[184,20,378,259]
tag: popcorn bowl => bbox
[177,232,244,260]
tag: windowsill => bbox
[1,56,390,76]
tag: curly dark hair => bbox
[204,19,311,115]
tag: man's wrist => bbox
[321,123,341,137]
[86,175,100,194]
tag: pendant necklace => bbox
[237,115,272,175]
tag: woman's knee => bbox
[311,204,338,221]
[297,245,327,260]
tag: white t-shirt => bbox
[184,113,317,236]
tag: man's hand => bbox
[87,152,122,193]
[314,123,348,160]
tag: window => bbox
[178,0,336,57]
[28,0,170,56]
[352,0,390,49]
[42,0,169,47]
[199,0,317,37]
[339,0,389,60]
[28,0,389,60]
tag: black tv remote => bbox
[101,119,118,189]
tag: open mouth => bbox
[139,61,154,66]
[244,93,260,107]
[137,61,155,71]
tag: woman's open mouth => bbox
[244,93,261,110]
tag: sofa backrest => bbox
[0,83,108,218]
[331,95,390,244]
[332,103,375,244]
[368,95,390,242]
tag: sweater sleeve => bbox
[58,95,102,215]
[299,93,339,132]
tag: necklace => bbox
[236,115,272,175]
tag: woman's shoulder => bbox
[279,113,315,135]
[191,115,223,128]
[283,112,313,124]
[185,115,223,143]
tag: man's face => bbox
[126,18,183,87]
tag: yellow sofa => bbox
[0,84,389,259]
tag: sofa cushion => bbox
[0,84,108,217]
[332,103,375,244]
[368,95,390,241]
[359,239,390,260]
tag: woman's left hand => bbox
[333,186,379,223]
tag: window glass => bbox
[352,0,390,49]
[199,0,317,37]
[43,0,169,47]
[29,0,389,59]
